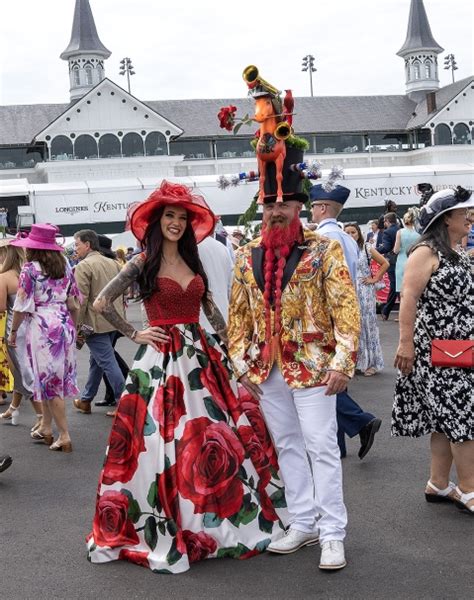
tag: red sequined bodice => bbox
[144,275,205,326]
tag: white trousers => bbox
[259,367,347,543]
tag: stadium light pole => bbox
[301,54,317,97]
[119,57,136,94]
[443,54,458,84]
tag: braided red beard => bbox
[260,212,302,362]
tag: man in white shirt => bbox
[198,234,234,333]
[310,183,382,460]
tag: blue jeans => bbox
[336,391,375,456]
[81,332,125,403]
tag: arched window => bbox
[453,123,470,145]
[122,132,144,157]
[85,65,93,85]
[424,60,432,78]
[73,66,80,86]
[50,135,73,160]
[99,134,121,158]
[145,131,167,156]
[412,61,421,80]
[74,134,98,159]
[434,123,452,145]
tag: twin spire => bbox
[397,0,443,56]
[60,0,111,60]
[397,0,444,102]
[60,0,111,102]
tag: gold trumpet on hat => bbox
[274,121,292,140]
[242,65,280,97]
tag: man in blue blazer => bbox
[376,212,399,321]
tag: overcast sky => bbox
[0,0,472,105]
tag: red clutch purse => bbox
[431,339,474,368]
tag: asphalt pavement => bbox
[0,305,471,600]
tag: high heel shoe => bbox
[31,430,54,445]
[30,416,42,433]
[49,440,73,453]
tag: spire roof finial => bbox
[397,0,443,57]
[60,0,111,60]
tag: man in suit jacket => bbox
[376,212,399,320]
[228,191,360,570]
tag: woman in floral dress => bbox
[9,224,80,451]
[344,223,389,376]
[393,187,474,515]
[87,181,286,573]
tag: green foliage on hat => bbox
[238,193,259,228]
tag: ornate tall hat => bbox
[217,65,322,207]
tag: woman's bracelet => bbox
[130,330,138,341]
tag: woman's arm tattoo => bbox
[94,254,145,338]
[203,297,228,345]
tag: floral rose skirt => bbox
[87,323,287,574]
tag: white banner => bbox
[26,166,474,226]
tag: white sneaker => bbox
[267,528,319,554]
[319,540,346,570]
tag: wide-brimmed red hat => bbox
[129,180,215,244]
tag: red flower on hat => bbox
[218,105,237,131]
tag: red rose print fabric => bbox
[88,320,287,574]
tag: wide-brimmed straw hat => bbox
[419,187,474,232]
[129,180,215,244]
[11,224,64,252]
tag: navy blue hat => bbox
[310,184,350,205]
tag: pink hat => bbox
[11,224,64,252]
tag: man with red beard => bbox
[228,158,360,571]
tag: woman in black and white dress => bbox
[392,187,474,515]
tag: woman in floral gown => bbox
[87,181,286,574]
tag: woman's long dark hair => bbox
[409,216,460,262]
[26,249,67,279]
[137,206,210,304]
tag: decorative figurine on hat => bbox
[217,65,318,205]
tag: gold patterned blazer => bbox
[228,229,360,388]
